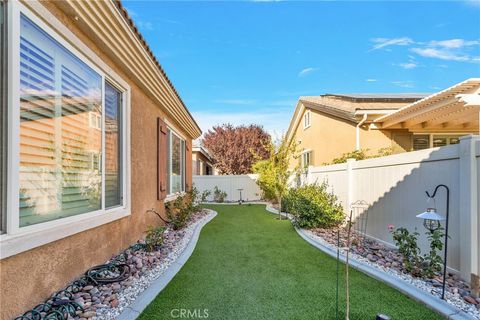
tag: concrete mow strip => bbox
[117,210,217,320]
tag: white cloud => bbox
[428,39,479,48]
[365,79,378,82]
[136,21,154,31]
[466,0,480,7]
[298,67,319,77]
[193,108,291,137]
[399,62,418,69]
[370,37,414,51]
[410,48,470,61]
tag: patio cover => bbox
[374,78,480,133]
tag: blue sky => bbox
[124,0,480,135]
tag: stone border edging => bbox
[117,210,218,320]
[265,204,474,320]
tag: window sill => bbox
[0,207,130,259]
[303,125,311,130]
[164,192,186,203]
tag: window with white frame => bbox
[301,151,311,168]
[412,134,463,151]
[166,129,186,195]
[10,12,127,228]
[303,110,311,129]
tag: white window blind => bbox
[104,82,122,208]
[19,14,102,227]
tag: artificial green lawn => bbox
[139,204,443,320]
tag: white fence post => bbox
[459,135,479,287]
[346,158,356,213]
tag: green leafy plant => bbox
[165,187,199,230]
[285,183,344,228]
[252,135,299,218]
[391,227,445,278]
[327,147,394,165]
[200,189,211,203]
[329,149,368,164]
[252,159,277,201]
[424,228,445,278]
[145,225,166,251]
[213,186,227,203]
[391,227,424,277]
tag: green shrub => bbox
[390,227,444,278]
[252,159,277,201]
[328,147,394,165]
[329,150,368,164]
[213,186,227,202]
[145,225,166,251]
[286,183,344,229]
[165,187,199,230]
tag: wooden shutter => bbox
[157,118,168,200]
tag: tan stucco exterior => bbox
[0,2,197,319]
[291,106,412,166]
[192,150,214,175]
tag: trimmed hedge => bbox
[283,183,344,229]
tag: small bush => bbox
[286,183,344,229]
[329,150,368,164]
[252,159,277,201]
[390,226,444,278]
[165,187,199,230]
[327,147,394,165]
[213,186,227,202]
[145,225,166,251]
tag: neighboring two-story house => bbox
[286,78,480,167]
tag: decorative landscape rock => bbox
[20,209,213,320]
[307,227,480,319]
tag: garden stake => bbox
[336,229,340,320]
[345,209,354,320]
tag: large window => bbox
[166,129,185,195]
[19,15,103,226]
[11,13,127,228]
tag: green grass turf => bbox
[139,204,443,320]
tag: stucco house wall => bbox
[293,108,410,166]
[0,2,197,319]
[192,151,208,175]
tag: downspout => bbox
[356,114,368,151]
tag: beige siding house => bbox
[286,79,480,167]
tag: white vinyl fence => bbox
[306,135,479,282]
[193,174,262,202]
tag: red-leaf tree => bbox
[202,124,271,174]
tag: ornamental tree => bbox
[253,135,299,218]
[202,124,271,175]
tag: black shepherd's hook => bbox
[425,184,449,199]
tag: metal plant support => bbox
[350,200,370,245]
[15,243,145,320]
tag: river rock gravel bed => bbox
[68,209,213,320]
[306,227,480,319]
